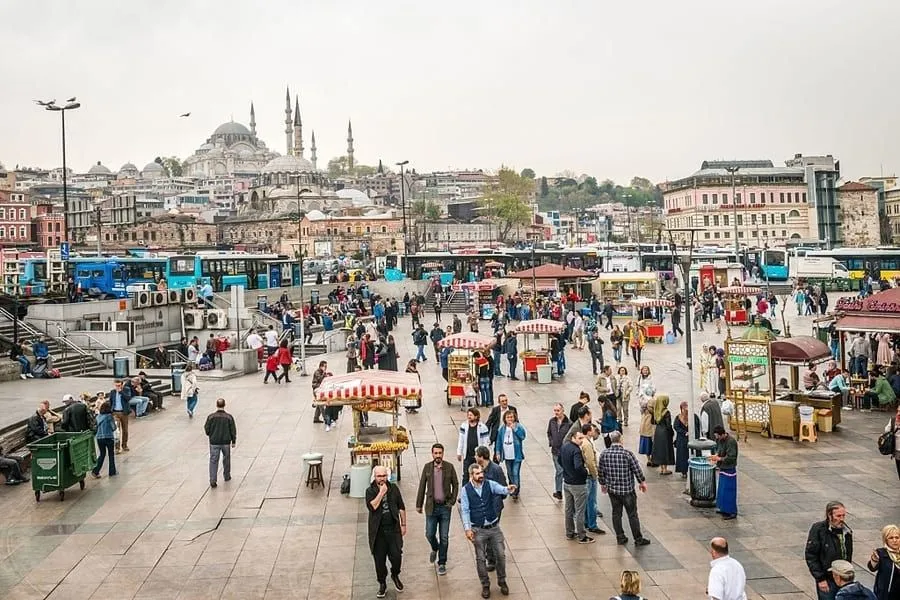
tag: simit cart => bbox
[514,318,566,380]
[437,332,496,408]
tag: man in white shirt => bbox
[707,537,746,600]
[245,329,264,367]
[263,325,279,358]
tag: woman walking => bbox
[635,366,655,407]
[274,339,293,383]
[610,325,624,365]
[600,398,619,448]
[705,346,720,397]
[627,321,646,367]
[90,401,117,479]
[638,399,655,466]
[615,366,633,427]
[867,524,900,600]
[493,409,526,501]
[650,395,675,475]
[181,364,199,418]
[674,401,690,479]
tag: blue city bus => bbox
[166,253,297,292]
[69,257,167,298]
[19,258,49,296]
[759,249,789,281]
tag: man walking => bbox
[588,330,605,376]
[582,424,606,535]
[503,332,519,381]
[311,360,331,424]
[108,379,132,452]
[416,443,459,576]
[413,323,428,362]
[430,322,446,361]
[204,398,236,488]
[367,466,406,598]
[457,408,491,484]
[707,537,747,600]
[709,425,739,520]
[485,394,516,444]
[805,501,853,600]
[459,463,517,598]
[828,560,876,600]
[598,430,649,546]
[474,445,507,573]
[559,426,595,543]
[546,403,570,500]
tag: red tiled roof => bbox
[837,181,875,192]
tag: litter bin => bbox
[799,405,816,426]
[349,463,372,498]
[171,362,186,394]
[257,295,268,312]
[818,409,833,432]
[688,438,718,458]
[536,364,552,384]
[688,456,717,508]
[113,356,130,379]
[27,431,96,502]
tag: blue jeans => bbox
[830,339,839,360]
[584,478,598,529]
[425,503,452,566]
[478,377,493,407]
[852,356,868,377]
[556,352,566,376]
[507,357,517,379]
[186,393,199,414]
[504,459,521,497]
[15,355,30,374]
[130,396,149,417]
[416,345,426,361]
[553,454,563,493]
[93,438,117,476]
[492,350,502,376]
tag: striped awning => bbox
[719,285,762,296]
[437,332,496,350]
[629,297,674,308]
[314,371,422,404]
[514,318,566,334]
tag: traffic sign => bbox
[60,242,70,260]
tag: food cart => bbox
[438,332,496,408]
[629,297,673,343]
[593,272,661,315]
[514,318,565,380]
[454,281,501,320]
[314,371,418,480]
[718,285,760,326]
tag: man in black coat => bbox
[367,466,407,598]
[60,394,91,432]
[25,403,48,442]
[485,394,516,443]
[805,501,853,599]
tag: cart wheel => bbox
[79,480,85,490]
[34,491,40,502]
[446,394,451,406]
[59,491,65,501]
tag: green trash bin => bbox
[27,431,96,502]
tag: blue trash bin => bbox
[113,357,130,379]
[323,315,333,331]
[171,362,186,394]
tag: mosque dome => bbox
[88,161,111,175]
[261,154,314,174]
[119,162,137,172]
[213,121,251,136]
[142,161,166,179]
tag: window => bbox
[780,193,785,203]
[712,194,718,204]
[780,214,786,224]
[55,222,60,232]
[714,232,721,239]
[738,231,744,238]
[0,227,6,238]
[761,214,766,225]
[722,193,728,203]
[19,209,25,220]
[366,226,371,233]
[737,215,743,225]
[0,209,5,220]
[802,192,807,202]
[704,232,710,239]
[381,226,386,233]
[752,230,758,237]
[751,214,757,224]
[795,192,800,202]
[762,230,768,237]
[736,193,742,204]
[788,209,800,218]
[723,215,729,226]
[702,194,708,204]
[782,230,787,237]
[713,216,719,226]
[346,227,351,233]
[150,231,157,241]
[724,232,730,238]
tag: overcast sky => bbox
[2,0,899,184]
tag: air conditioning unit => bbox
[132,290,152,309]
[151,291,168,306]
[206,309,227,330]
[167,289,181,304]
[184,309,204,330]
[183,287,198,304]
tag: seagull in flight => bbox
[66,96,77,102]
[179,112,191,118]
[34,99,56,106]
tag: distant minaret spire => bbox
[293,96,303,158]
[347,119,355,172]
[310,131,318,171]
[284,86,293,155]
[249,102,256,136]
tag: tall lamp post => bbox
[39,98,80,245]
[293,177,308,377]
[666,228,700,439]
[396,161,409,275]
[725,165,740,257]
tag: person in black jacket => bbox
[25,403,48,442]
[546,404,571,500]
[558,427,594,544]
[367,466,406,598]
[60,394,91,432]
[485,394,516,443]
[806,501,853,599]
[204,398,236,488]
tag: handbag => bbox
[877,426,896,456]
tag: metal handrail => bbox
[0,307,91,375]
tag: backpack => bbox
[340,473,351,494]
[878,424,896,456]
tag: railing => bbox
[51,326,110,375]
[0,307,93,376]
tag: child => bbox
[638,399,656,467]
[263,352,280,384]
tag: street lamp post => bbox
[293,177,308,377]
[666,228,700,440]
[725,166,740,257]
[396,161,409,276]
[40,99,80,245]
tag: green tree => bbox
[539,176,549,198]
[410,200,442,252]
[327,156,350,177]
[630,176,654,191]
[481,168,533,244]
[157,156,183,177]
[520,168,536,179]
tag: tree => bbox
[520,168,536,179]
[156,156,183,178]
[327,156,350,177]
[630,176,654,191]
[481,168,533,244]
[410,200,441,251]
[539,176,549,198]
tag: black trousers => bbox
[0,456,23,480]
[372,527,403,583]
[608,491,644,542]
[462,458,475,485]
[895,459,900,481]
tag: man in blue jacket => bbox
[559,426,594,544]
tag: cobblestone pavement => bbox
[0,308,897,600]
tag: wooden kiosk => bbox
[514,318,565,380]
[314,371,418,480]
[629,297,673,343]
[437,332,496,408]
[719,285,760,326]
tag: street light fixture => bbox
[40,98,80,247]
[724,165,740,257]
[292,175,308,377]
[396,161,409,276]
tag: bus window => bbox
[764,251,785,266]
[170,258,196,275]
[112,268,124,282]
[847,258,864,271]
[882,259,897,271]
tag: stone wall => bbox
[839,187,880,247]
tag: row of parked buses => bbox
[11,252,302,299]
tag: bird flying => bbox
[34,99,56,107]
[66,97,77,102]
[179,112,191,118]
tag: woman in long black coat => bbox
[674,400,690,478]
[650,394,675,475]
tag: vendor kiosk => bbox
[719,285,760,326]
[629,297,673,343]
[437,332,496,408]
[314,371,419,481]
[514,318,565,380]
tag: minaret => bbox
[284,86,293,155]
[310,131,318,171]
[249,102,256,137]
[347,120,355,172]
[293,96,303,158]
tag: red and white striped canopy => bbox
[437,332,496,350]
[514,318,566,334]
[719,285,761,296]
[629,297,674,308]
[315,371,422,404]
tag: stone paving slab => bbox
[0,309,897,599]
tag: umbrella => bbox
[514,318,566,334]
[437,332,496,350]
[719,285,761,296]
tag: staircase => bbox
[444,290,469,315]
[0,321,107,377]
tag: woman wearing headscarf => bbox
[715,348,727,397]
[638,397,655,466]
[650,395,675,475]
[705,346,720,397]
[674,401,690,478]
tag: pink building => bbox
[0,190,35,247]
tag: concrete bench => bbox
[0,426,31,478]
[0,360,23,383]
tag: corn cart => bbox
[27,431,96,502]
[629,297,674,343]
[314,371,419,481]
[719,285,761,326]
[437,332,496,408]
[514,318,566,380]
